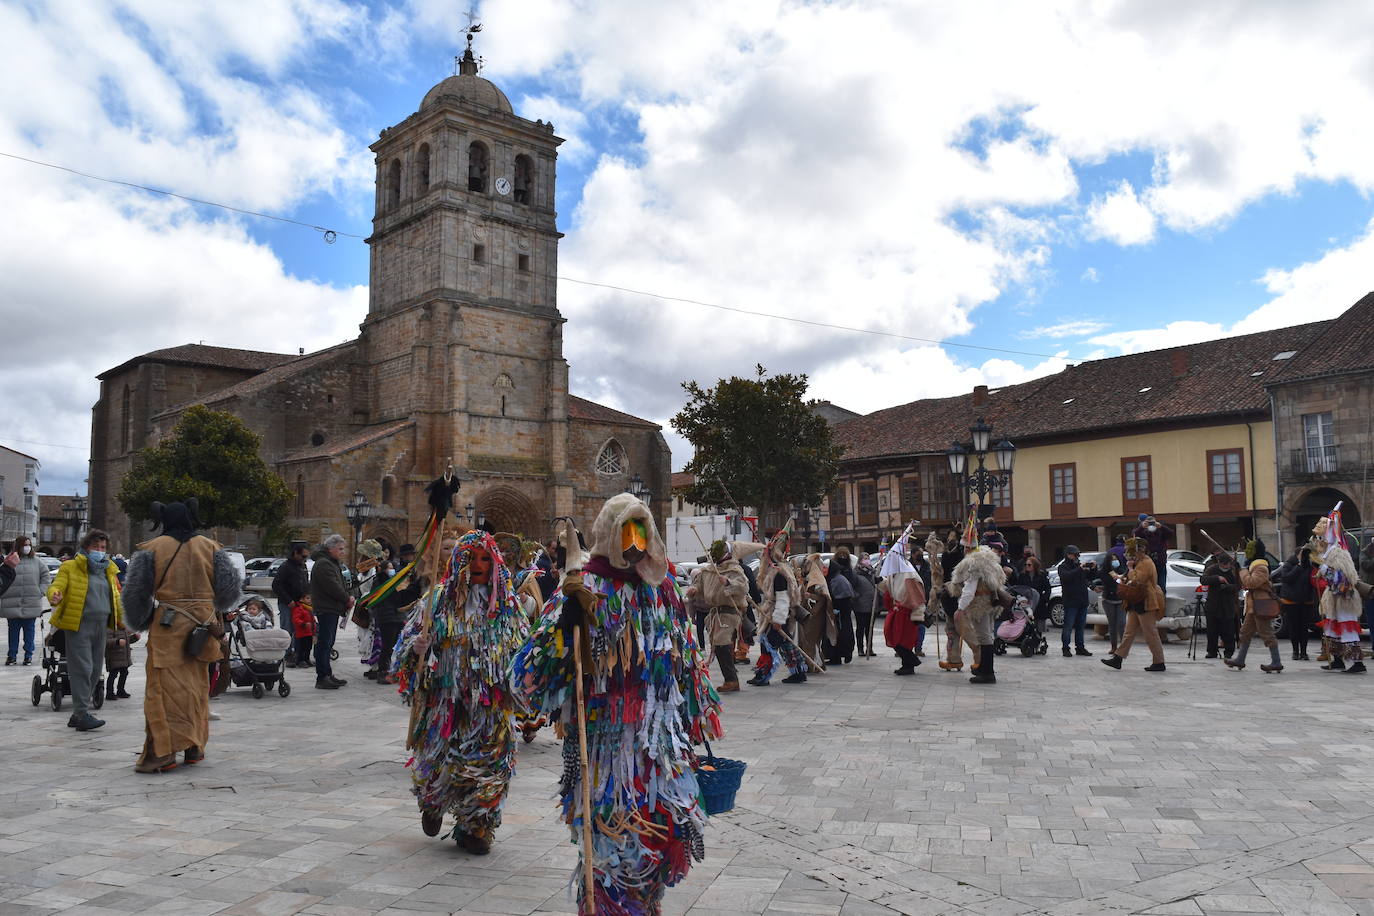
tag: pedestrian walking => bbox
[2,534,49,665]
[120,500,239,772]
[950,544,1011,684]
[825,547,858,665]
[1101,539,1166,672]
[309,534,353,690]
[1225,558,1284,673]
[46,530,124,731]
[693,539,748,691]
[1275,548,1316,660]
[853,554,878,657]
[1092,551,1127,653]
[1056,546,1092,657]
[271,541,310,665]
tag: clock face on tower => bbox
[495,177,512,196]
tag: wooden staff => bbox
[432,459,454,586]
[572,624,597,915]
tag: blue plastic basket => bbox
[697,743,746,815]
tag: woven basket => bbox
[697,752,746,815]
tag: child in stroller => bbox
[226,598,293,699]
[995,585,1048,657]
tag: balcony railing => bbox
[1286,445,1343,477]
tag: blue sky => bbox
[5,0,1374,496]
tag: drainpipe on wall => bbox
[1267,391,1284,558]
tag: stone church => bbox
[89,48,671,553]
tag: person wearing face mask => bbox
[515,493,724,916]
[46,530,125,731]
[2,535,51,665]
[1131,514,1174,589]
[391,530,528,853]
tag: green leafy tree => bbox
[671,365,841,527]
[118,405,293,531]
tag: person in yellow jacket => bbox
[47,529,124,731]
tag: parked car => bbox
[1167,549,1207,564]
[244,557,287,593]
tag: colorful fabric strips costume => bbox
[391,530,529,852]
[1312,507,1368,666]
[515,493,723,916]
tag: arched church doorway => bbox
[475,486,542,539]
[1293,486,1361,546]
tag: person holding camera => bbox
[120,500,241,772]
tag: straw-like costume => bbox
[515,494,723,916]
[1312,509,1369,671]
[392,530,529,852]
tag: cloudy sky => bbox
[6,0,1374,496]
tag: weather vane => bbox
[454,6,484,74]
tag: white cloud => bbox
[1022,320,1109,339]
[1086,180,1157,246]
[809,347,1072,413]
[1241,217,1374,331]
[0,2,371,493]
[1081,267,1099,283]
[1088,321,1226,355]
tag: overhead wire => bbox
[0,149,1064,360]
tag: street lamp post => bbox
[791,502,813,553]
[73,495,88,541]
[945,417,1017,522]
[343,490,372,563]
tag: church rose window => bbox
[596,440,626,477]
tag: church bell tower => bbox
[360,24,572,536]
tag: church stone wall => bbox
[567,420,673,531]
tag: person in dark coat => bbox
[0,551,16,599]
[309,535,354,690]
[1276,547,1316,660]
[852,557,878,657]
[1012,556,1052,624]
[272,541,311,665]
[1091,551,1127,652]
[370,543,424,685]
[1199,551,1240,659]
[825,547,859,664]
[1056,546,1092,657]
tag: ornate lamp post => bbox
[945,417,1017,518]
[344,489,372,561]
[461,502,486,530]
[74,495,88,541]
[626,473,647,502]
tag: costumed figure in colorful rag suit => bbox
[948,544,1011,685]
[515,493,723,916]
[1311,510,1371,673]
[881,541,928,676]
[120,500,241,773]
[508,537,552,743]
[392,529,530,854]
[741,527,809,686]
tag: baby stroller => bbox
[226,602,293,699]
[30,613,104,711]
[994,586,1048,657]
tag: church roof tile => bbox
[98,344,295,380]
[567,395,660,429]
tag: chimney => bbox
[973,384,989,408]
[1170,351,1189,378]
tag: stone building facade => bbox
[1266,291,1374,556]
[88,53,670,553]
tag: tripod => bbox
[1187,594,1205,660]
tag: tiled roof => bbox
[835,320,1332,461]
[278,420,414,463]
[152,343,356,420]
[671,472,696,490]
[567,395,660,429]
[1264,291,1374,385]
[98,344,295,380]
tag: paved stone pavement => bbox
[5,624,1374,916]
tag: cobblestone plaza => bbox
[4,630,1373,916]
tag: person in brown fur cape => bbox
[799,553,835,668]
[118,500,241,773]
[743,527,811,686]
[1101,537,1167,672]
[948,544,1011,685]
